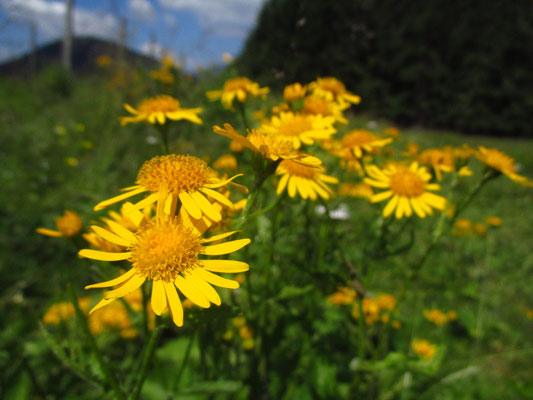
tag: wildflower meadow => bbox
[1,54,533,400]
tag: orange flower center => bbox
[131,219,202,281]
[389,169,426,197]
[138,95,180,113]
[279,159,318,179]
[136,155,212,194]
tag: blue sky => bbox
[0,0,265,70]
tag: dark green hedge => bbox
[237,0,533,137]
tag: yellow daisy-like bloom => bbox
[485,216,502,226]
[364,162,447,218]
[120,95,202,126]
[403,142,420,158]
[95,55,112,67]
[80,201,251,328]
[37,210,83,238]
[213,154,238,171]
[275,159,338,200]
[383,126,401,138]
[411,339,437,360]
[327,286,357,305]
[418,149,455,181]
[283,83,307,102]
[308,76,361,106]
[206,77,269,109]
[260,112,337,149]
[94,155,240,224]
[213,124,321,165]
[43,298,91,324]
[476,146,533,186]
[337,130,392,159]
[458,166,474,177]
[338,182,374,199]
[423,309,449,326]
[302,95,348,124]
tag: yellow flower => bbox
[447,310,457,321]
[213,154,238,171]
[213,123,321,165]
[150,69,174,85]
[473,222,487,236]
[423,309,449,326]
[283,83,307,102]
[476,146,533,186]
[338,182,374,199]
[80,199,251,328]
[260,112,336,149]
[206,77,269,109]
[365,162,447,218]
[308,77,361,106]
[95,55,112,67]
[94,155,240,224]
[403,142,420,158]
[239,325,254,340]
[232,316,246,328]
[37,210,82,238]
[411,339,437,360]
[527,310,533,319]
[275,159,338,200]
[485,216,502,226]
[327,287,357,305]
[42,298,91,324]
[383,126,401,138]
[65,157,79,167]
[452,218,473,236]
[120,95,202,126]
[458,166,473,176]
[337,130,392,159]
[418,149,454,181]
[376,294,396,311]
[302,95,348,124]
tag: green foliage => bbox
[1,68,532,399]
[238,0,533,137]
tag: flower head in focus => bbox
[80,199,251,328]
[121,95,202,126]
[365,162,446,218]
[37,210,83,238]
[207,77,269,109]
[94,155,241,224]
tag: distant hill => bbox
[0,36,159,77]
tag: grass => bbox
[1,66,532,399]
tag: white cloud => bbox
[129,0,155,21]
[158,0,265,37]
[139,41,171,60]
[1,0,118,41]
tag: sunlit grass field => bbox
[1,68,532,399]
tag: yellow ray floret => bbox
[364,162,446,219]
[120,95,202,126]
[80,201,250,328]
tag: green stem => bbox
[129,321,163,400]
[172,332,195,392]
[236,101,250,131]
[67,285,124,399]
[156,124,170,154]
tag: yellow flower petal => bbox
[79,249,132,262]
[202,239,251,255]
